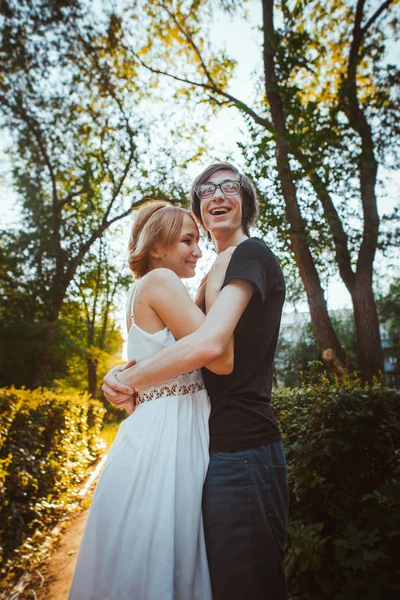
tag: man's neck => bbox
[212,227,249,253]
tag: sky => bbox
[1,0,399,321]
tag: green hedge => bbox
[272,380,400,600]
[0,387,105,587]
[1,382,398,598]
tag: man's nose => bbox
[212,186,224,201]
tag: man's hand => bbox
[102,360,137,408]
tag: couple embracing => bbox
[69,162,288,600]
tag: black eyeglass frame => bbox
[195,178,243,200]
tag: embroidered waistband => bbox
[137,371,205,404]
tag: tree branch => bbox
[101,143,135,226]
[345,0,381,277]
[65,198,149,288]
[205,95,231,107]
[73,279,91,329]
[59,188,85,208]
[0,93,59,206]
[348,0,394,83]
[292,147,356,291]
[91,239,103,332]
[160,1,216,88]
[74,45,139,227]
[362,0,394,36]
[99,273,121,349]
[132,51,272,129]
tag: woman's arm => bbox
[114,279,254,392]
[142,265,233,375]
[103,249,237,405]
[103,279,254,405]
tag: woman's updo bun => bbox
[128,200,196,279]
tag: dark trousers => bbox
[202,440,288,600]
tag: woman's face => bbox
[155,213,202,278]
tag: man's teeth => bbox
[210,208,229,215]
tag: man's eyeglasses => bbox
[195,179,242,200]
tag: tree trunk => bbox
[293,134,383,381]
[341,0,384,381]
[29,274,67,387]
[87,357,98,399]
[262,0,347,374]
[351,274,383,383]
[29,319,58,388]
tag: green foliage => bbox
[275,313,357,388]
[272,380,400,599]
[0,295,125,392]
[243,0,400,287]
[124,0,399,380]
[377,278,400,387]
[0,386,106,589]
[99,421,120,450]
[0,0,201,387]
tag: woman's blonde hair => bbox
[128,200,197,278]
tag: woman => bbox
[69,201,233,600]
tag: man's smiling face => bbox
[199,169,243,237]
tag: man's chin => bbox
[208,223,233,236]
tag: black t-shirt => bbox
[202,238,285,452]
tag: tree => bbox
[0,0,194,386]
[256,0,399,382]
[275,313,357,388]
[70,237,131,398]
[126,0,400,382]
[377,278,400,387]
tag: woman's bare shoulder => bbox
[140,269,187,299]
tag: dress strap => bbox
[130,279,143,320]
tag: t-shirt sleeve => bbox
[222,239,278,303]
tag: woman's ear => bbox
[149,243,161,260]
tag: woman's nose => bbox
[193,244,202,258]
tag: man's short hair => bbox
[190,162,259,237]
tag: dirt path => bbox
[28,508,90,600]
[14,455,108,600]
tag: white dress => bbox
[69,284,212,600]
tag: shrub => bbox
[0,386,105,588]
[272,380,400,600]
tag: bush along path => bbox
[9,456,107,600]
[2,382,399,600]
[273,378,400,600]
[0,387,107,598]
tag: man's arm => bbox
[114,279,254,391]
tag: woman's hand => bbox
[117,396,137,415]
[102,360,137,409]
[194,274,208,308]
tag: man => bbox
[103,162,288,600]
